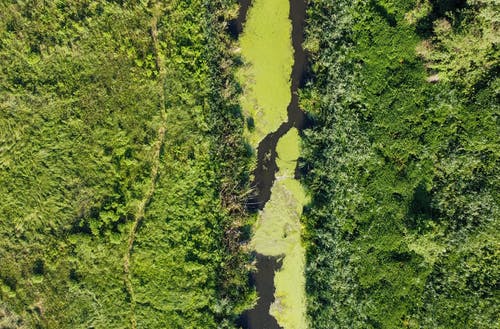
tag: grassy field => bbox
[1,0,496,328]
[0,1,251,328]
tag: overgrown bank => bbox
[0,1,251,328]
[301,0,499,328]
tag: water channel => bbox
[232,0,309,328]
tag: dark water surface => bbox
[237,0,308,328]
[228,0,252,38]
[237,254,284,329]
[246,0,309,212]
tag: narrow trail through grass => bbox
[123,12,167,329]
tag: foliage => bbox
[0,0,251,328]
[301,0,499,328]
[412,0,499,92]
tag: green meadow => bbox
[0,1,251,327]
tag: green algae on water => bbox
[238,0,294,147]
[251,128,308,329]
[239,0,307,327]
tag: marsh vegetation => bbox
[301,0,499,327]
[0,0,497,328]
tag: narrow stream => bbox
[246,0,308,212]
[228,0,252,38]
[234,0,308,328]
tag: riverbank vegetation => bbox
[302,0,499,327]
[0,1,251,328]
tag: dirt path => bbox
[123,10,167,329]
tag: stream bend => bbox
[237,0,309,328]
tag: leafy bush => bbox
[302,0,499,327]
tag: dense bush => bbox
[302,0,499,327]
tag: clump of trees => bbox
[412,0,499,92]
[301,0,499,327]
